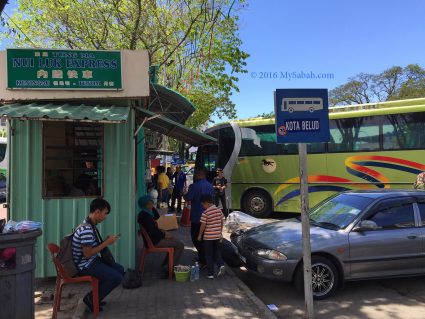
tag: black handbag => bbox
[88,218,116,267]
[122,268,142,289]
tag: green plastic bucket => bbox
[174,266,190,282]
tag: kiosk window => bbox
[43,122,103,198]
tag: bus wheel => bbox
[242,189,272,218]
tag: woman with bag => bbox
[72,198,124,313]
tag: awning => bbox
[148,84,195,123]
[0,102,130,123]
[136,107,216,146]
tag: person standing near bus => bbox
[171,165,186,212]
[413,172,425,189]
[185,167,214,267]
[213,168,228,217]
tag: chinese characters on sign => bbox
[7,49,122,90]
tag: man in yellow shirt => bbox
[157,166,170,207]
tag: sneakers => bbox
[207,275,214,279]
[218,265,226,277]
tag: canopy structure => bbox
[0,0,7,14]
[0,102,130,123]
[136,107,216,146]
[148,83,195,123]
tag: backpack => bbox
[57,223,86,277]
[57,233,79,277]
[122,268,143,289]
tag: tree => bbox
[394,64,425,100]
[256,111,274,118]
[330,64,425,106]
[1,0,248,129]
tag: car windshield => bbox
[309,193,374,229]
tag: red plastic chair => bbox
[138,228,174,279]
[47,243,100,318]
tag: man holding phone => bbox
[72,198,124,313]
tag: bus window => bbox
[383,113,425,150]
[353,117,380,151]
[217,126,235,169]
[282,143,297,154]
[307,143,326,153]
[239,125,282,156]
[198,145,218,171]
[328,117,379,152]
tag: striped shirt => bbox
[200,205,224,240]
[72,223,98,270]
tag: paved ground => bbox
[235,267,425,319]
[35,223,277,319]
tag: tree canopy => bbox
[1,0,249,128]
[330,64,425,106]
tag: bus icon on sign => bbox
[282,98,323,113]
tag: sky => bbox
[1,1,425,121]
[229,0,425,120]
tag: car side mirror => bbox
[353,220,379,232]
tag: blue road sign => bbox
[274,89,330,143]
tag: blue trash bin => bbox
[0,229,42,319]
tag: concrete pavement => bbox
[35,224,277,319]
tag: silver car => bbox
[231,189,425,299]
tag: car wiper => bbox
[316,221,340,230]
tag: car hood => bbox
[241,218,335,249]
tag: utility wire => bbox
[2,11,37,46]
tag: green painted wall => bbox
[136,128,146,210]
[9,109,137,277]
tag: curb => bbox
[226,266,279,319]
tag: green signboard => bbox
[7,48,122,90]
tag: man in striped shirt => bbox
[72,198,124,313]
[197,194,225,279]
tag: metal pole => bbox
[298,143,314,319]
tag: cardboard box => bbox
[157,214,179,231]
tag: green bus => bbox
[196,97,425,217]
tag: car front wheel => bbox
[294,256,339,300]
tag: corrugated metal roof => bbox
[0,102,130,123]
[136,107,217,146]
[149,84,195,123]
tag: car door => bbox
[348,198,422,279]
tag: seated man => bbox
[137,195,184,272]
[72,198,124,313]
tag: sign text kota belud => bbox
[7,49,122,90]
[274,89,330,143]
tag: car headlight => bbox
[254,249,287,261]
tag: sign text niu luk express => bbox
[7,49,122,90]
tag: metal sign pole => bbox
[298,142,314,319]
